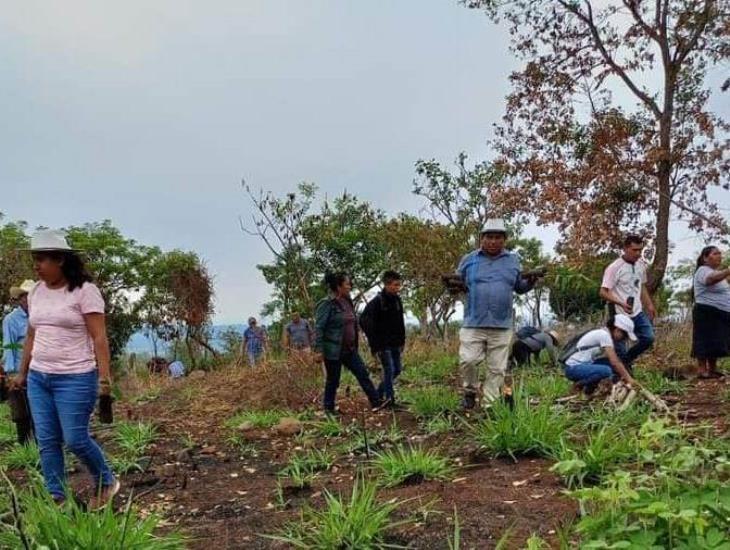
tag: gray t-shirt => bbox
[523,331,558,366]
[286,319,312,349]
[694,266,730,313]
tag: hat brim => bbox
[626,330,637,342]
[20,247,82,252]
[9,288,28,298]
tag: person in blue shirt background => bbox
[2,279,33,376]
[2,279,34,444]
[242,317,268,367]
[457,220,543,409]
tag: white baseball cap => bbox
[480,218,507,234]
[613,314,637,341]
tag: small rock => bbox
[272,417,303,436]
[200,445,217,455]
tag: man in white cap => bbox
[511,326,560,368]
[2,279,35,444]
[456,219,544,409]
[561,314,637,393]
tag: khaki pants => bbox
[459,327,513,404]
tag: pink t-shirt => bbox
[28,282,105,374]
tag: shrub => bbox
[268,476,407,549]
[114,422,158,456]
[401,387,460,419]
[372,445,455,487]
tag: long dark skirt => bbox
[692,303,730,359]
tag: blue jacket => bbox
[457,249,533,329]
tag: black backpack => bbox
[516,326,541,341]
[358,295,381,341]
[557,330,597,367]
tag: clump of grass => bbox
[224,409,290,430]
[268,476,407,548]
[114,421,158,456]
[284,448,336,474]
[225,434,259,458]
[0,443,40,470]
[517,372,571,401]
[0,478,183,548]
[473,390,568,459]
[372,445,455,487]
[401,387,460,419]
[309,417,345,438]
[423,415,457,436]
[0,408,16,447]
[553,427,636,487]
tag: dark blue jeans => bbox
[564,362,614,392]
[615,311,655,369]
[377,347,403,401]
[27,370,115,499]
[323,351,380,412]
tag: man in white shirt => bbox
[599,235,656,369]
[563,314,637,394]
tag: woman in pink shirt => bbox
[14,230,118,507]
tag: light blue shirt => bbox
[458,249,533,329]
[694,266,730,313]
[2,307,28,374]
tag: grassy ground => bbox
[0,322,729,548]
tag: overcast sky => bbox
[1,1,727,323]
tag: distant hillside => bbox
[125,324,247,354]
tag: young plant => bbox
[0,478,183,549]
[114,421,158,457]
[423,415,457,436]
[267,476,408,549]
[554,427,636,487]
[372,445,455,487]
[309,417,345,438]
[473,390,568,459]
[224,409,290,430]
[401,387,460,419]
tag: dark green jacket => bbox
[314,296,359,360]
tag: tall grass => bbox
[401,387,460,419]
[372,445,455,487]
[224,409,291,430]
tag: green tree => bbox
[0,215,32,315]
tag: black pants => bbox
[511,341,535,369]
[323,351,380,411]
[8,388,34,445]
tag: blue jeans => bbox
[615,311,655,369]
[377,347,402,401]
[564,362,614,392]
[27,370,115,499]
[323,351,380,412]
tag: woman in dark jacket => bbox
[313,272,383,415]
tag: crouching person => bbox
[562,314,637,394]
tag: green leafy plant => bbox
[309,417,345,438]
[0,477,183,549]
[553,427,636,487]
[423,415,457,436]
[401,387,460,419]
[400,354,455,385]
[267,476,408,549]
[473,390,568,459]
[114,421,158,457]
[372,445,455,487]
[635,368,686,395]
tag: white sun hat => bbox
[613,314,637,342]
[25,229,79,252]
[9,279,36,299]
[480,218,507,234]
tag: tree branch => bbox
[558,0,663,119]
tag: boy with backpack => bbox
[559,314,637,394]
[360,271,406,408]
[511,326,560,368]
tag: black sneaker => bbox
[372,398,392,412]
[461,392,477,410]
